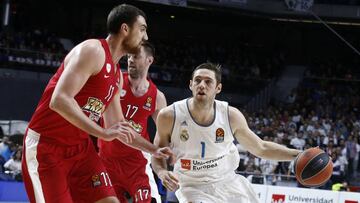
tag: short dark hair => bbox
[142,41,155,57]
[192,62,222,84]
[107,4,146,34]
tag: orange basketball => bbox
[294,147,333,187]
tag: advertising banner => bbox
[338,191,360,203]
[266,185,339,203]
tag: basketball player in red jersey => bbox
[22,4,172,203]
[98,41,166,203]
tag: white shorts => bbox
[175,174,260,203]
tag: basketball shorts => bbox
[100,152,161,203]
[22,128,116,203]
[175,174,260,203]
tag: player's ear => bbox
[189,80,193,91]
[216,83,222,94]
[120,23,129,35]
[147,56,154,64]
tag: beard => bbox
[128,67,140,79]
[123,35,141,54]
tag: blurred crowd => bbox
[0,29,65,70]
[317,0,360,5]
[306,59,360,80]
[0,29,65,55]
[0,132,23,182]
[0,29,284,94]
[239,77,360,189]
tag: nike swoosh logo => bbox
[104,75,110,78]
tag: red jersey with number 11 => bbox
[28,39,120,146]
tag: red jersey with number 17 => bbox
[27,39,120,146]
[98,72,157,158]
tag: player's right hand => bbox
[158,170,179,191]
[102,121,136,142]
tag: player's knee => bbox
[95,196,120,203]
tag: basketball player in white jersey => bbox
[151,63,301,203]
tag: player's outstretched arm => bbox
[151,106,179,191]
[49,40,109,139]
[229,106,301,161]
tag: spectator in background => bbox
[4,148,22,181]
[290,131,306,150]
[259,158,278,185]
[0,136,12,165]
[346,135,357,177]
[330,152,345,187]
[336,147,348,179]
[286,89,297,104]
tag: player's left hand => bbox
[152,147,175,162]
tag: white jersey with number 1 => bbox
[170,99,260,203]
[171,98,239,185]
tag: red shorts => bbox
[22,128,116,203]
[100,153,160,203]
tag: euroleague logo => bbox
[143,96,152,111]
[215,128,224,143]
[91,174,101,187]
[272,194,285,203]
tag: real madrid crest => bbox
[180,129,189,142]
[215,128,225,143]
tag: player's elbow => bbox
[254,141,267,158]
[49,93,66,112]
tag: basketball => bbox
[294,147,333,187]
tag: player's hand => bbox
[158,170,179,191]
[115,121,138,143]
[102,121,136,142]
[152,147,174,159]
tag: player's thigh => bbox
[24,134,73,202]
[217,175,260,203]
[130,176,153,203]
[95,196,120,203]
[175,186,217,203]
[131,184,153,203]
[100,157,130,202]
[69,146,116,202]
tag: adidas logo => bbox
[181,121,187,126]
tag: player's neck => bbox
[129,76,149,96]
[106,35,126,64]
[188,98,215,125]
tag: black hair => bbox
[142,41,155,57]
[192,62,222,84]
[107,4,146,34]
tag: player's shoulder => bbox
[158,105,175,119]
[77,39,103,55]
[228,105,246,121]
[156,89,166,100]
[72,39,105,71]
[68,39,104,61]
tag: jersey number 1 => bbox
[200,141,205,158]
